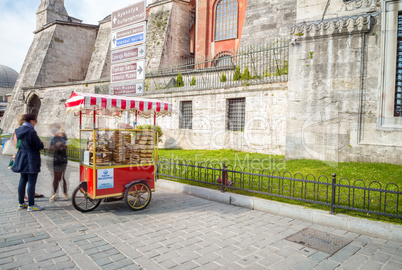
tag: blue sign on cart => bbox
[97,169,114,189]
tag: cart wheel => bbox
[72,185,101,212]
[124,182,152,211]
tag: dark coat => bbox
[12,123,44,174]
[50,135,68,171]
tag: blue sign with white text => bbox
[97,169,114,189]
[116,34,144,47]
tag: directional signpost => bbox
[110,82,144,95]
[111,22,146,50]
[111,45,146,64]
[111,60,145,83]
[111,1,146,29]
[110,0,146,97]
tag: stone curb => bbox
[156,179,402,242]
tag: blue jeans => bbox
[18,173,38,206]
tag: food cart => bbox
[64,92,172,212]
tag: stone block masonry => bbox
[241,0,297,46]
[286,6,402,165]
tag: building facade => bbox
[1,0,401,165]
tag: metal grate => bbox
[180,101,193,129]
[227,98,245,131]
[215,0,238,41]
[395,13,402,117]
[285,228,352,255]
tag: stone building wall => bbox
[240,0,297,46]
[286,1,402,165]
[24,82,101,140]
[146,2,173,71]
[146,0,193,71]
[295,0,380,22]
[1,26,55,132]
[36,0,69,31]
[85,19,112,81]
[0,21,98,133]
[15,81,288,158]
[159,0,194,69]
[36,23,98,85]
[140,83,288,155]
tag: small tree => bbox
[190,76,196,86]
[220,71,227,82]
[175,73,184,87]
[242,66,251,80]
[233,66,241,81]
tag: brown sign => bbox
[111,1,146,30]
[111,45,146,64]
[111,60,145,83]
[116,24,144,39]
[110,82,144,96]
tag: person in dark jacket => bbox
[49,131,69,202]
[12,113,45,211]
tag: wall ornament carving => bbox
[343,0,381,11]
[289,11,380,37]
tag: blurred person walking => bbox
[49,131,69,201]
[12,113,44,211]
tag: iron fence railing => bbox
[156,158,402,219]
[53,148,402,218]
[145,39,289,92]
[42,148,81,162]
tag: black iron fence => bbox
[52,149,402,219]
[42,148,81,162]
[145,39,289,92]
[156,158,402,219]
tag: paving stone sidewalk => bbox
[0,154,401,270]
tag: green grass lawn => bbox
[158,149,402,224]
[158,149,402,185]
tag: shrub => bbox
[233,66,241,81]
[242,66,251,80]
[190,76,196,86]
[175,73,184,87]
[221,71,227,82]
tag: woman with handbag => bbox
[12,113,45,211]
[9,115,44,199]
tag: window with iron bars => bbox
[395,13,402,117]
[226,98,245,131]
[180,101,193,129]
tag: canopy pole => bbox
[153,112,156,126]
[93,110,96,129]
[134,111,138,128]
[79,111,82,129]
[125,111,129,125]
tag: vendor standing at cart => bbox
[12,113,44,212]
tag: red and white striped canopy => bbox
[65,92,172,118]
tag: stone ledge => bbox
[156,179,402,242]
[290,11,380,37]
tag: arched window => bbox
[215,0,238,41]
[215,55,234,68]
[27,94,41,116]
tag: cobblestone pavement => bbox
[0,154,401,270]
